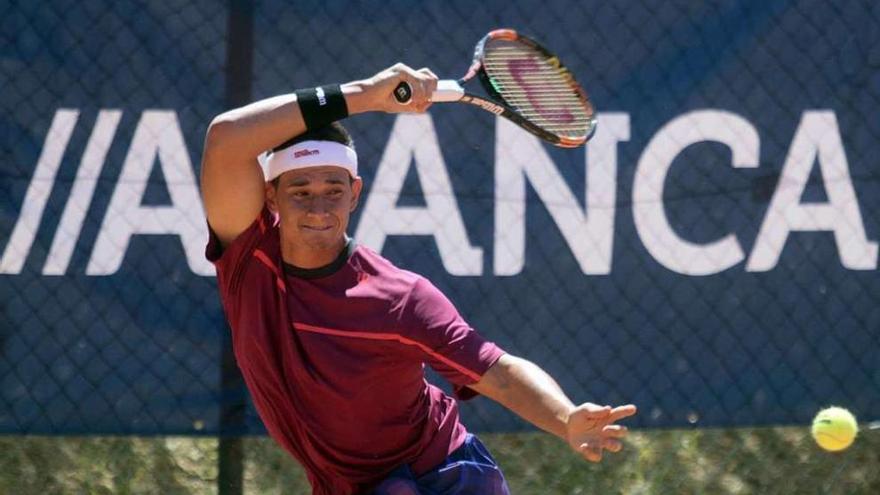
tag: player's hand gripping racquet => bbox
[393,29,597,148]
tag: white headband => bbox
[260,140,358,181]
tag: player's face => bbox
[267,166,362,252]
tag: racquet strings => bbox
[481,39,592,140]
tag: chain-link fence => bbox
[2,0,879,493]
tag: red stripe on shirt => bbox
[292,322,482,381]
[253,249,286,292]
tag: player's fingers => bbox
[394,64,433,106]
[411,83,433,112]
[413,100,432,113]
[384,63,430,109]
[413,75,435,111]
[579,445,603,463]
[418,67,438,79]
[402,79,431,109]
[602,438,623,453]
[417,67,439,95]
[392,62,420,79]
[578,403,611,418]
[602,424,628,438]
[609,404,637,422]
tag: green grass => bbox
[1,428,877,494]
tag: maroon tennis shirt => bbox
[206,206,505,494]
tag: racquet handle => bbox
[393,80,465,105]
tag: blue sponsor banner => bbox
[1,0,878,434]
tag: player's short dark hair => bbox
[270,121,355,188]
[272,121,354,153]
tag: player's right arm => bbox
[200,64,437,247]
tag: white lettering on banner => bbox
[634,110,759,275]
[86,110,214,276]
[2,108,875,277]
[746,111,877,271]
[0,109,79,274]
[43,110,123,275]
[354,114,483,275]
[494,114,630,275]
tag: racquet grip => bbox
[431,80,465,102]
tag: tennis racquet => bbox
[393,29,597,148]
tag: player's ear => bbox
[265,180,279,213]
[350,176,363,212]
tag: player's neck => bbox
[280,235,348,270]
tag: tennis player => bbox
[201,63,636,494]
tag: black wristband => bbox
[295,84,349,130]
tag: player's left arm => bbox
[468,354,637,463]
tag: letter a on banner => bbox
[87,110,213,276]
[355,114,482,275]
[747,111,877,271]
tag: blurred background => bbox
[1,0,878,493]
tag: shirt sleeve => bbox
[401,277,506,400]
[205,206,275,298]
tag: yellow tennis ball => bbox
[811,407,858,452]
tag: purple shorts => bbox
[372,434,511,495]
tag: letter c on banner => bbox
[633,110,759,275]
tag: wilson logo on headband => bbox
[294,149,320,158]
